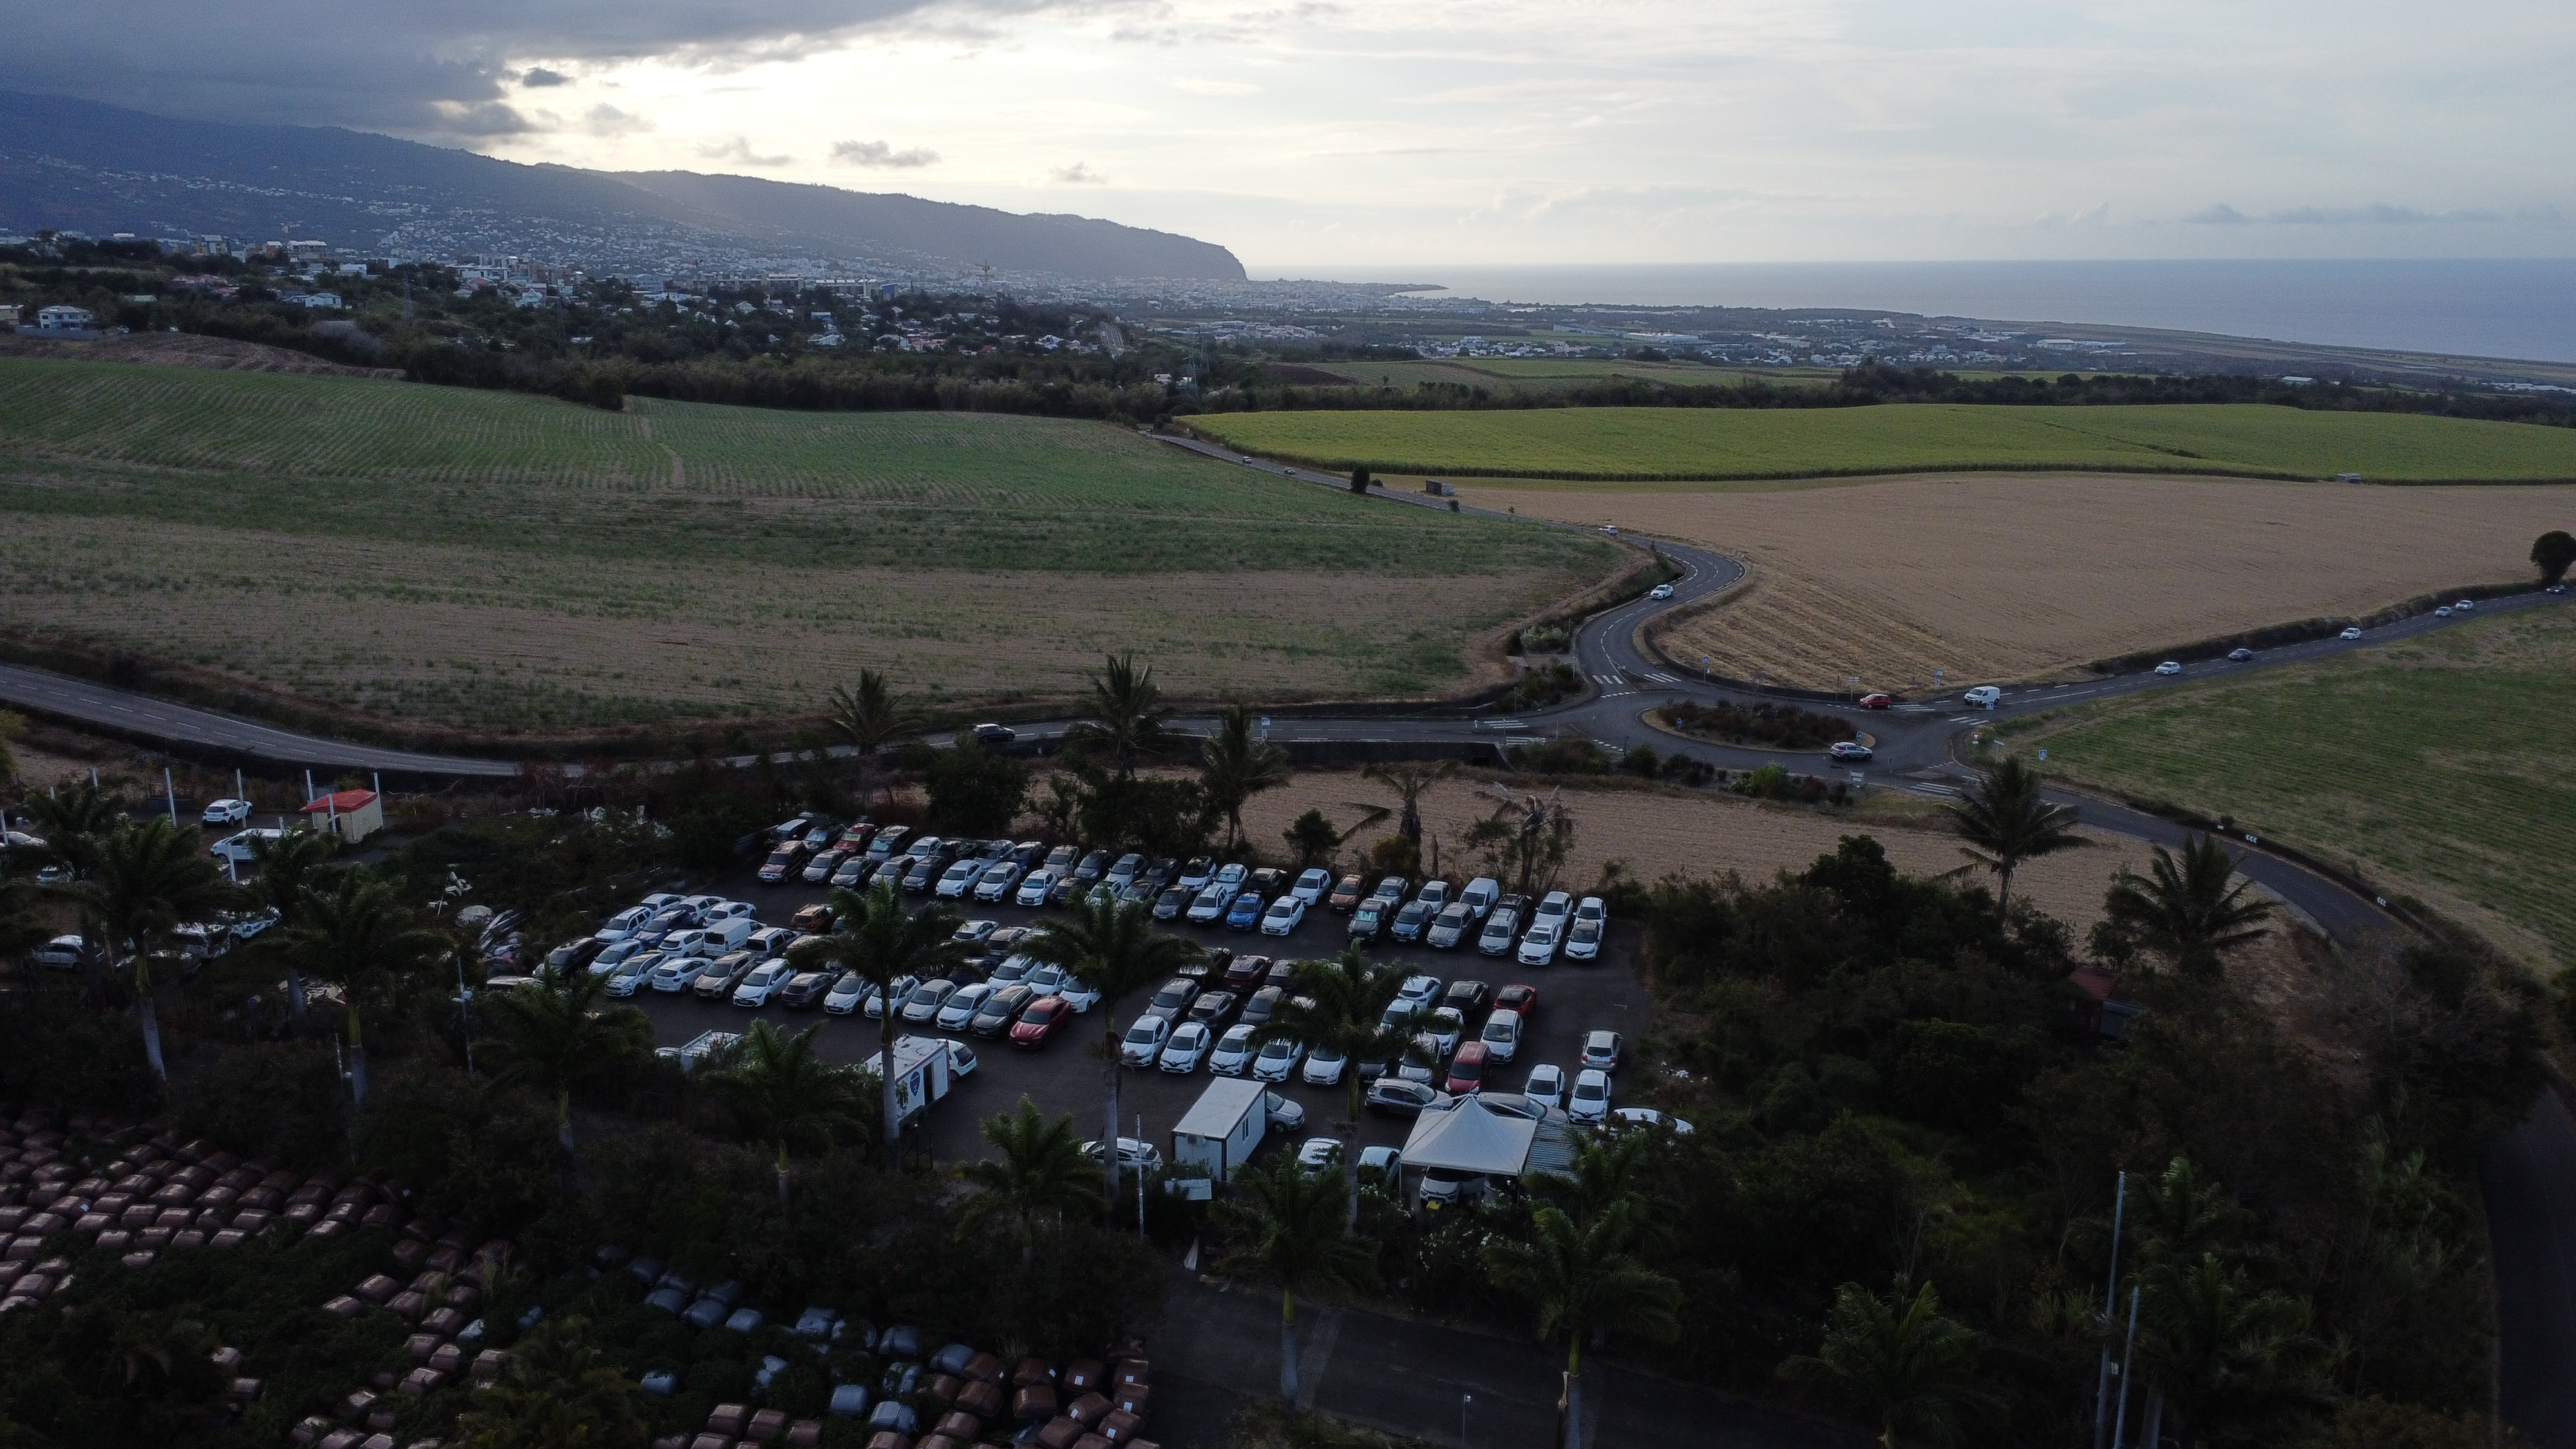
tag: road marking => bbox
[1592,674,1620,686]
[1948,715,1980,723]
[1639,670,1679,684]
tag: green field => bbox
[0,359,1615,729]
[1304,358,1833,392]
[1181,403,2576,482]
[2022,607,2576,971]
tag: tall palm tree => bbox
[825,669,923,808]
[1362,761,1457,848]
[1260,945,1410,1125]
[281,867,444,1106]
[0,876,56,972]
[2103,834,2277,978]
[17,779,125,880]
[1222,1148,1380,1405]
[245,827,343,1032]
[1024,893,1202,1202]
[1531,1131,1665,1238]
[961,1096,1106,1267]
[786,879,963,1169]
[454,1314,649,1449]
[477,964,652,1154]
[2132,1252,2333,1448]
[1484,1204,1683,1447]
[701,1019,875,1208]
[1779,1280,1997,1449]
[52,817,244,1078]
[1944,755,2085,916]
[1069,652,1177,777]
[1200,704,1293,853]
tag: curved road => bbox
[3,446,2571,1440]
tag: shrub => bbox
[1665,699,1855,749]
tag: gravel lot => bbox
[627,860,1656,1170]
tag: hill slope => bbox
[0,91,1243,281]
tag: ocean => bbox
[1258,260,2576,365]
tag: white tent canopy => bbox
[1399,1094,1574,1178]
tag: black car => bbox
[777,969,837,1010]
[1247,867,1286,898]
[1441,979,1493,1016]
[1239,985,1285,1030]
[1264,958,1299,992]
[1186,990,1241,1030]
[1390,899,1434,942]
[1152,886,1191,922]
[2227,647,2257,661]
[901,848,958,894]
[545,936,607,974]
[1142,976,1200,1024]
[1366,1079,1448,1117]
[971,723,1016,744]
[971,983,1037,1036]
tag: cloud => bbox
[698,135,792,167]
[1048,161,1108,184]
[831,138,941,168]
[1171,78,1258,95]
[520,67,571,88]
[2185,203,2252,225]
[430,99,538,135]
[584,103,655,137]
[2189,200,2506,225]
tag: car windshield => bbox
[909,983,945,1003]
[1024,1000,1058,1022]
[1575,1079,1605,1100]
[1259,1040,1293,1058]
[1125,1023,1159,1043]
[1153,983,1191,1009]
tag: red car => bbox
[1495,983,1539,1019]
[1857,693,1894,710]
[1444,1041,1491,1096]
[1009,996,1072,1050]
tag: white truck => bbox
[855,1034,960,1130]
[1173,1077,1267,1182]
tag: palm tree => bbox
[455,1314,649,1449]
[1531,1130,1663,1237]
[0,876,55,972]
[1484,1204,1683,1447]
[1362,760,1457,847]
[961,1097,1106,1267]
[281,867,444,1106]
[477,964,652,1154]
[1069,652,1177,777]
[52,817,244,1077]
[701,1019,875,1208]
[1222,1148,1379,1405]
[1199,704,1293,854]
[1944,755,2085,916]
[245,827,342,1032]
[1260,945,1410,1126]
[2103,834,2277,978]
[1024,893,1202,1202]
[17,779,125,880]
[825,669,923,808]
[2131,1252,2333,1448]
[786,879,963,1170]
[1779,1280,1997,1449]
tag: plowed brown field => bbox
[1454,473,2576,691]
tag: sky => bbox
[16,0,2576,269]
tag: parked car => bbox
[595,905,653,942]
[1297,1137,1343,1173]
[547,936,608,974]
[1289,867,1332,905]
[1159,1021,1213,1073]
[649,955,710,993]
[1516,921,1562,966]
[1186,883,1236,925]
[1253,1036,1305,1083]
[1143,976,1200,1023]
[1477,905,1522,956]
[1224,893,1267,931]
[602,954,659,998]
[693,951,762,1000]
[933,858,982,900]
[1370,876,1407,907]
[864,826,912,861]
[1442,979,1493,1016]
[1119,1016,1171,1067]
[732,960,796,1007]
[1423,1007,1467,1057]
[862,974,922,1021]
[200,797,252,826]
[1009,996,1072,1048]
[778,970,837,1010]
[1390,898,1434,942]
[1425,902,1477,949]
[1348,900,1388,942]
[1327,875,1367,912]
[970,983,1036,1036]
[1081,1138,1164,1173]
[1522,1063,1567,1110]
[1209,1024,1259,1076]
[803,844,857,884]
[1495,983,1539,1019]
[899,979,958,1025]
[1479,1009,1523,1062]
[1240,985,1287,1031]
[1568,1068,1613,1124]
[1611,1107,1696,1135]
[759,841,810,883]
[1178,857,1215,891]
[1396,974,1443,1009]
[1259,896,1306,936]
[1564,919,1603,962]
[791,904,838,935]
[1302,1045,1349,1086]
[1444,1041,1492,1095]
[1366,1079,1450,1117]
[936,981,996,1032]
[822,972,871,1015]
[1219,951,1267,992]
[1580,1030,1625,1072]
[1264,1091,1306,1132]
[1186,990,1241,1031]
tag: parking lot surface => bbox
[620,859,1653,1170]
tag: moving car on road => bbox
[2340,627,2365,640]
[1828,741,1873,762]
[1858,693,1893,709]
[2154,661,2183,676]
[2227,647,2257,661]
[1647,583,1675,600]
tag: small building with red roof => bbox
[300,788,384,844]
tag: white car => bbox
[1185,884,1235,925]
[952,919,998,946]
[1397,974,1443,1010]
[1479,1009,1522,1063]
[1258,897,1305,936]
[823,972,870,1014]
[1265,1091,1307,1132]
[1290,868,1332,905]
[1580,1030,1625,1072]
[2154,661,2183,676]
[1045,970,1103,1012]
[731,961,795,1007]
[601,954,659,998]
[1647,583,1675,600]
[899,979,958,1025]
[2454,599,2475,611]
[1423,1008,1466,1057]
[1301,1045,1349,1086]
[1964,685,2003,708]
[1016,869,1059,907]
[862,974,920,1020]
[1517,922,1562,967]
[1215,862,1249,889]
[1252,1036,1305,1082]
[596,906,652,942]
[200,798,252,826]
[650,956,709,992]
[1522,1063,1566,1110]
[934,859,982,899]
[1611,1107,1695,1135]
[1564,918,1602,961]
[1084,1137,1164,1173]
[1477,908,1520,956]
[703,901,757,924]
[1533,891,1572,929]
[973,862,1023,902]
[1119,1016,1171,1067]
[1296,1137,1343,1173]
[1569,1068,1613,1124]
[2434,606,2452,618]
[1159,1021,1212,1073]
[1359,1144,1403,1184]
[1210,1024,1260,1076]
[2339,627,2364,641]
[936,981,995,1031]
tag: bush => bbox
[1665,699,1855,749]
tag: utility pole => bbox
[2092,1171,2128,1449]
[2110,1287,2141,1449]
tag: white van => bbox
[1964,685,2003,708]
[666,919,753,958]
[1459,878,1501,920]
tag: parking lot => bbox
[612,851,1654,1171]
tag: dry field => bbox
[1454,473,2576,690]
[1229,772,2159,931]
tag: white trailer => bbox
[855,1034,956,1129]
[1173,1077,1267,1182]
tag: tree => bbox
[1944,755,2084,916]
[16,779,124,880]
[1483,1204,1681,1447]
[477,963,652,1154]
[1070,653,1177,778]
[786,880,963,1170]
[0,876,51,967]
[454,1314,649,1449]
[922,735,1030,837]
[279,867,444,1106]
[2132,1253,2334,1447]
[0,708,23,785]
[2533,529,2576,587]
[1282,809,1341,869]
[1349,465,1372,494]
[825,668,923,808]
[1258,945,1414,1224]
[1463,788,1578,899]
[2103,834,2277,978]
[1363,760,1456,848]
[1201,704,1292,853]
[1220,1148,1379,1405]
[960,1097,1105,1267]
[51,816,243,1078]
[1779,1280,1997,1449]
[1024,893,1202,1203]
[1530,1130,1666,1240]
[701,1019,874,1208]
[245,828,343,1032]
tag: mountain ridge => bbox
[0,90,1244,281]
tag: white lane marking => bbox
[1948,715,1980,723]
[1639,670,1679,684]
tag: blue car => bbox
[1226,893,1266,931]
